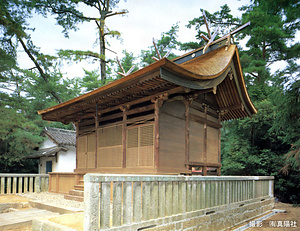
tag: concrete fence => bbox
[84,174,274,231]
[0,174,49,194]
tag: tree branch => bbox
[248,72,259,78]
[45,1,99,21]
[106,11,127,18]
[18,37,63,103]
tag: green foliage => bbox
[0,107,43,172]
[81,69,102,92]
[182,4,241,50]
[218,0,300,204]
[140,24,180,66]
[58,50,102,63]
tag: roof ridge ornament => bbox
[152,38,171,61]
[200,10,251,54]
[116,56,136,77]
[201,10,220,54]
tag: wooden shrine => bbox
[38,21,256,176]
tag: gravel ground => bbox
[17,192,84,210]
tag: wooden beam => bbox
[200,33,209,42]
[190,114,222,129]
[76,86,184,121]
[96,104,155,124]
[220,103,243,112]
[188,161,222,167]
[202,10,211,39]
[153,38,162,59]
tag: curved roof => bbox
[38,44,256,123]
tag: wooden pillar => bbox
[120,105,129,168]
[184,94,198,168]
[153,99,160,169]
[217,112,221,176]
[75,122,79,170]
[184,100,190,167]
[203,104,208,176]
[152,94,168,169]
[94,104,99,169]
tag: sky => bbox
[19,0,252,78]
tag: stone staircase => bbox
[64,179,84,202]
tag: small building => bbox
[38,43,256,176]
[28,127,76,174]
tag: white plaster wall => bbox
[55,146,76,172]
[41,138,56,149]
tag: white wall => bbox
[41,138,56,149]
[56,146,76,172]
[38,142,76,173]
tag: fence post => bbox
[35,176,41,193]
[29,177,33,192]
[18,177,23,193]
[113,182,122,227]
[7,177,11,194]
[123,181,132,225]
[269,179,274,197]
[84,176,99,231]
[100,182,111,229]
[13,177,17,194]
[1,177,5,194]
[133,181,142,223]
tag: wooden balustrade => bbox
[0,174,49,194]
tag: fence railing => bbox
[0,174,49,194]
[84,174,274,230]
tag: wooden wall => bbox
[75,92,221,175]
[98,124,122,168]
[75,101,156,173]
[158,94,221,175]
[158,100,187,173]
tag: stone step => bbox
[0,208,58,230]
[64,194,84,202]
[69,189,84,197]
[74,184,84,191]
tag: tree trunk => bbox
[99,16,106,82]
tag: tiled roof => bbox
[43,127,76,146]
[27,146,68,158]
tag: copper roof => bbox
[38,44,256,123]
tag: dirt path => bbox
[1,194,299,230]
[0,195,29,203]
[247,202,299,231]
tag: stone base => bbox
[105,196,274,231]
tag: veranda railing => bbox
[84,174,274,230]
[0,174,49,194]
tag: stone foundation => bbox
[101,196,274,231]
